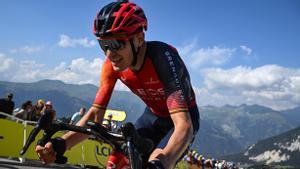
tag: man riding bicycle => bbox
[36,0,200,169]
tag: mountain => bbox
[222,126,300,167]
[199,104,294,149]
[1,79,299,158]
[193,120,243,158]
[0,80,145,120]
[280,106,300,127]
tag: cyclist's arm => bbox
[62,107,105,148]
[148,42,195,169]
[36,59,117,164]
[149,92,193,169]
[63,58,118,149]
[155,109,193,169]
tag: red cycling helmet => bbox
[93,0,147,39]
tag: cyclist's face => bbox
[104,39,133,71]
[100,33,144,72]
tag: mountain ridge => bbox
[222,126,300,166]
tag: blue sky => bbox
[0,0,300,110]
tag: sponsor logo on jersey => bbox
[144,77,160,85]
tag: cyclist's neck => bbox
[129,41,147,72]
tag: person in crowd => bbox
[31,99,45,121]
[185,150,195,165]
[102,113,117,131]
[205,158,213,169]
[201,156,206,169]
[222,160,228,169]
[197,155,204,169]
[0,93,15,118]
[42,101,56,120]
[15,100,34,120]
[69,107,86,125]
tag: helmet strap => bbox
[129,39,139,67]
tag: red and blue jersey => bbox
[93,41,197,117]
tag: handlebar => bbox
[20,110,153,168]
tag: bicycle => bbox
[20,109,154,169]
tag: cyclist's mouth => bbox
[111,58,122,65]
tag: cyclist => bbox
[36,1,199,169]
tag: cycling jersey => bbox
[93,41,197,117]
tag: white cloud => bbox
[58,34,97,48]
[0,53,13,72]
[10,46,43,54]
[0,54,128,91]
[178,40,236,69]
[194,65,300,110]
[0,53,101,84]
[44,58,103,85]
[0,54,45,81]
[240,45,252,55]
[12,60,45,81]
[202,65,288,89]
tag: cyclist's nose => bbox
[106,49,115,58]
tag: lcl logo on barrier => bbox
[95,145,112,157]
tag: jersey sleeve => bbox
[150,42,194,114]
[93,58,118,110]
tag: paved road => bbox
[0,158,82,169]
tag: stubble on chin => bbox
[112,65,124,72]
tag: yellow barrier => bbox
[0,119,25,157]
[104,109,126,122]
[0,117,187,168]
[0,118,111,167]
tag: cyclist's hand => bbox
[35,142,56,164]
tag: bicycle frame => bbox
[20,109,153,169]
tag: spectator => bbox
[216,160,223,169]
[0,93,15,118]
[69,107,86,125]
[42,101,56,120]
[102,113,116,131]
[31,99,45,121]
[197,155,203,168]
[15,100,34,120]
[205,158,213,169]
[186,150,197,165]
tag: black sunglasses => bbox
[98,39,126,52]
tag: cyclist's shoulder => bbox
[147,41,178,53]
[146,41,180,63]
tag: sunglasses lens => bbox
[99,39,125,51]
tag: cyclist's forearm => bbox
[158,112,193,169]
[62,107,105,149]
[165,123,192,166]
[62,131,89,150]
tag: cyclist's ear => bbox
[134,32,145,47]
